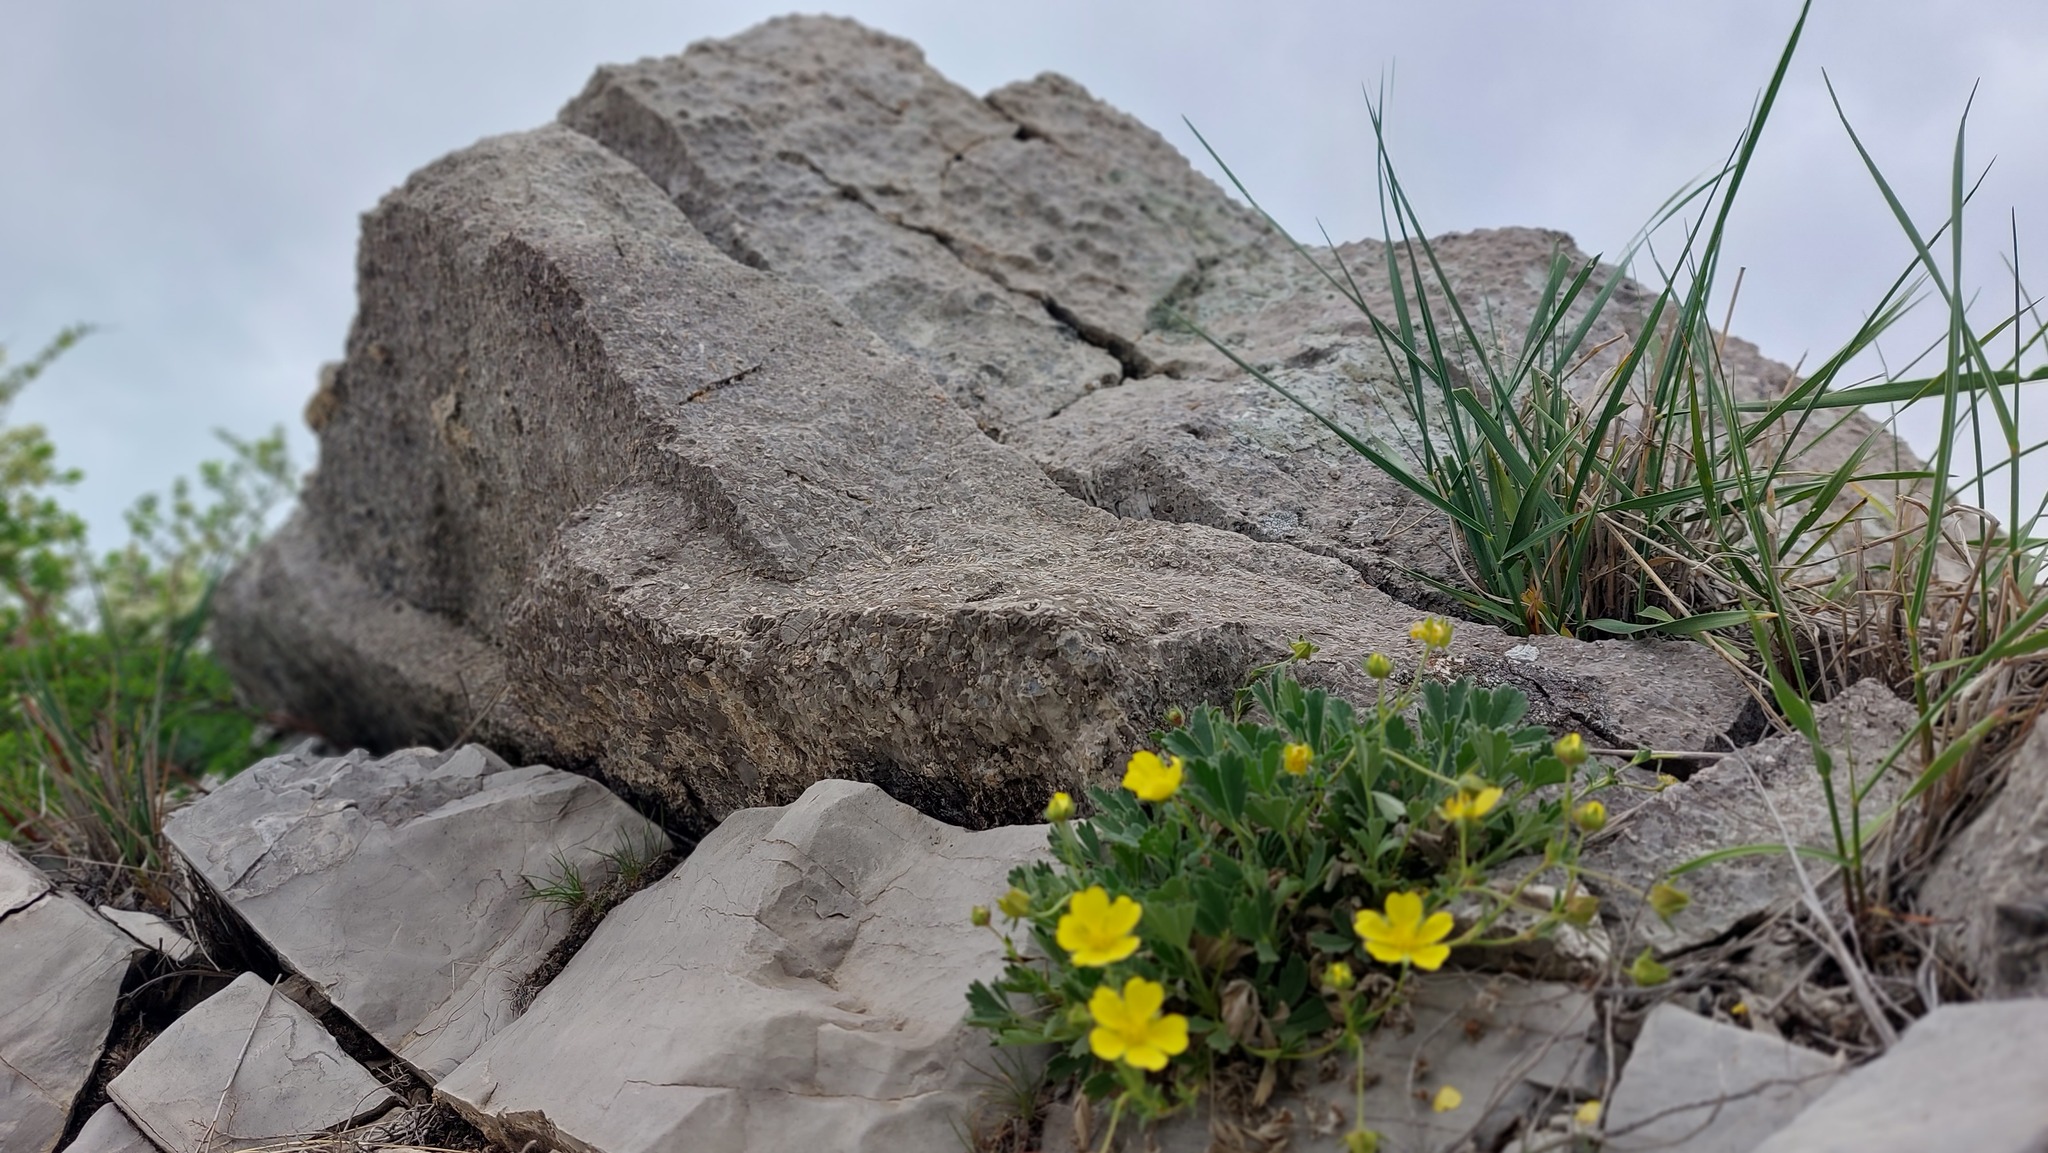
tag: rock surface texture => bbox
[211,15,1761,836]
[434,779,1044,1153]
[59,1107,155,1153]
[1921,719,2048,997]
[1749,1000,2048,1153]
[1602,1004,1841,1153]
[0,846,140,1153]
[165,744,670,1081]
[1585,678,1917,953]
[107,972,394,1153]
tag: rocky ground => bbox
[8,13,2048,1153]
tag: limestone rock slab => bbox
[1751,1000,2048,1153]
[164,744,669,1081]
[98,906,196,963]
[1586,678,1917,953]
[1603,1005,1841,1153]
[0,845,141,1153]
[212,116,1747,838]
[1921,720,2048,997]
[108,973,394,1152]
[61,1106,155,1153]
[436,779,1046,1153]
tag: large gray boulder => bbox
[1602,1004,1841,1153]
[0,846,141,1153]
[165,743,670,1081]
[434,779,1046,1153]
[212,20,1753,836]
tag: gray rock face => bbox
[1586,678,1917,953]
[165,743,669,1081]
[107,973,394,1152]
[213,84,1746,836]
[1603,1005,1841,1153]
[60,1107,154,1153]
[435,779,1045,1153]
[0,845,141,1153]
[1750,1000,2048,1153]
[1920,721,2048,997]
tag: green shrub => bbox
[968,629,1608,1140]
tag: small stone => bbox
[97,906,196,963]
[60,1105,154,1153]
[108,972,395,1153]
[1604,1004,1841,1153]
[1751,1001,2048,1153]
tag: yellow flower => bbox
[1432,1085,1464,1113]
[1087,976,1190,1071]
[1056,885,1142,967]
[1322,960,1356,992]
[1353,891,1456,971]
[1571,799,1607,833]
[1044,791,1075,822]
[1122,750,1183,802]
[1553,731,1588,766]
[1574,1099,1602,1128]
[1282,742,1314,776]
[996,887,1032,920]
[1409,616,1454,650]
[1438,785,1503,825]
[1365,652,1394,680]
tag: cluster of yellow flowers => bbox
[1021,622,1602,1081]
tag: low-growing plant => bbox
[968,626,1612,1146]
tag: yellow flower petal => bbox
[1283,742,1314,775]
[1574,1099,1602,1127]
[1432,1085,1463,1113]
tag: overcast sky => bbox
[5,1,2045,547]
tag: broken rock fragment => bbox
[1602,1004,1841,1153]
[165,743,669,1080]
[107,972,394,1153]
[435,779,1046,1153]
[0,845,141,1153]
[59,1106,154,1153]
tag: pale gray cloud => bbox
[4,0,2043,544]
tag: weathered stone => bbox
[108,973,394,1152]
[212,112,1746,838]
[1045,974,1597,1153]
[1585,678,1917,953]
[0,845,141,1153]
[1920,720,2048,997]
[1603,1004,1841,1153]
[164,744,668,1081]
[98,906,196,963]
[1751,1000,2048,1153]
[61,1106,155,1153]
[435,779,1045,1153]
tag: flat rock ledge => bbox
[166,744,670,1081]
[212,13,1753,839]
[435,779,1047,1153]
[1,845,141,1153]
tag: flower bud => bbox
[970,904,992,928]
[1553,732,1587,767]
[1409,616,1455,650]
[1627,948,1672,987]
[1365,652,1394,680]
[996,887,1032,920]
[1345,1128,1382,1153]
[1044,791,1075,823]
[1571,799,1607,833]
[1282,742,1314,776]
[1322,960,1356,992]
[1290,637,1320,661]
[1562,892,1600,926]
[1648,882,1691,923]
[1163,706,1187,729]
